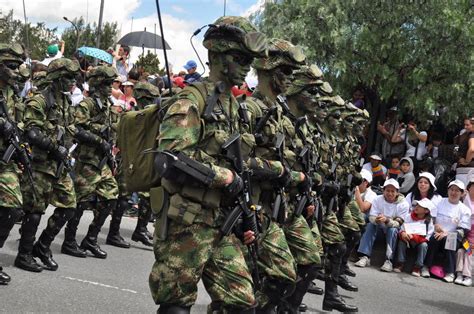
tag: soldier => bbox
[15,58,79,272]
[61,66,122,259]
[0,43,27,284]
[249,39,322,313]
[149,16,267,313]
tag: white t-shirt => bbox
[369,195,409,219]
[69,86,84,106]
[41,52,63,66]
[400,129,427,160]
[405,192,443,212]
[432,198,471,232]
[362,187,377,204]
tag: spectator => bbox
[455,117,474,185]
[455,172,474,286]
[352,88,365,109]
[355,179,409,272]
[113,45,133,80]
[183,60,201,83]
[397,157,416,195]
[40,41,65,66]
[387,156,401,179]
[354,169,377,217]
[161,63,174,89]
[178,70,186,78]
[394,198,435,277]
[128,68,140,84]
[110,77,124,104]
[117,81,136,111]
[172,76,186,89]
[405,172,442,210]
[362,153,387,187]
[424,180,471,283]
[377,107,405,159]
[231,82,253,97]
[426,133,443,159]
[392,119,428,169]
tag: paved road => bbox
[1,206,473,313]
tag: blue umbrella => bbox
[78,46,113,64]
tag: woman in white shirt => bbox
[423,180,471,283]
[405,172,443,210]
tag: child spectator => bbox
[455,172,474,286]
[394,198,435,277]
[355,179,409,272]
[397,157,416,195]
[405,172,443,210]
[387,156,401,179]
[362,153,387,187]
[354,169,378,218]
[424,180,471,283]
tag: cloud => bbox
[171,5,185,14]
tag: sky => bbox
[0,0,266,81]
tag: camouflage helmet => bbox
[253,38,305,71]
[32,71,50,90]
[319,81,333,96]
[18,64,31,83]
[87,65,118,86]
[0,43,26,64]
[286,64,324,96]
[46,58,80,80]
[203,16,267,58]
[134,81,160,98]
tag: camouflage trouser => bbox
[284,214,321,266]
[338,203,360,233]
[321,212,345,245]
[73,162,118,202]
[22,170,76,213]
[347,200,366,230]
[255,219,297,307]
[311,223,325,256]
[0,163,22,208]
[149,220,255,309]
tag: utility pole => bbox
[96,0,105,49]
[22,0,30,58]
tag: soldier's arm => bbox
[22,98,46,130]
[158,97,232,188]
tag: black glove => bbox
[100,140,112,154]
[51,145,68,162]
[0,119,14,138]
[224,172,244,198]
[298,172,312,193]
[322,182,340,198]
[275,167,292,188]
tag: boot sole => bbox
[323,305,358,312]
[131,236,153,247]
[106,240,131,249]
[81,247,107,259]
[14,262,43,273]
[61,249,87,258]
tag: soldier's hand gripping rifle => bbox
[53,127,71,178]
[272,132,289,224]
[253,106,277,145]
[220,133,261,290]
[0,96,38,201]
[98,125,116,173]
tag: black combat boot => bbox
[0,266,11,285]
[342,230,361,278]
[80,200,114,258]
[338,274,358,292]
[322,280,358,312]
[15,213,43,272]
[307,281,324,295]
[106,197,130,248]
[158,304,191,314]
[286,264,320,314]
[62,203,88,258]
[132,199,153,246]
[0,207,24,248]
[33,207,75,270]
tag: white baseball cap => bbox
[448,179,465,191]
[360,169,373,183]
[369,153,382,161]
[383,178,400,190]
[413,198,435,211]
[418,172,437,191]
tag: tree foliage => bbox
[0,10,58,60]
[135,51,164,75]
[258,0,473,127]
[61,17,119,57]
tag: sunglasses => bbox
[3,61,20,70]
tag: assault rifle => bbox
[272,132,288,224]
[54,127,70,178]
[220,133,261,290]
[253,106,277,145]
[98,125,116,173]
[0,96,38,201]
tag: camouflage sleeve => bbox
[23,98,46,129]
[291,170,304,185]
[74,100,91,129]
[158,97,232,188]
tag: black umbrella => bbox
[117,29,171,50]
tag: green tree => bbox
[60,17,119,57]
[0,9,58,60]
[258,0,473,128]
[135,51,164,75]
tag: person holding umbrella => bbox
[111,45,133,81]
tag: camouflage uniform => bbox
[149,16,267,313]
[62,66,120,259]
[250,39,321,312]
[14,58,79,273]
[0,43,26,284]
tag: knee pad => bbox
[59,207,76,221]
[297,263,320,281]
[327,243,346,258]
[262,278,295,302]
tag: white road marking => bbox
[61,276,138,294]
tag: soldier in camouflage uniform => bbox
[61,66,121,259]
[15,58,79,273]
[249,39,322,313]
[149,16,267,313]
[0,43,26,284]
